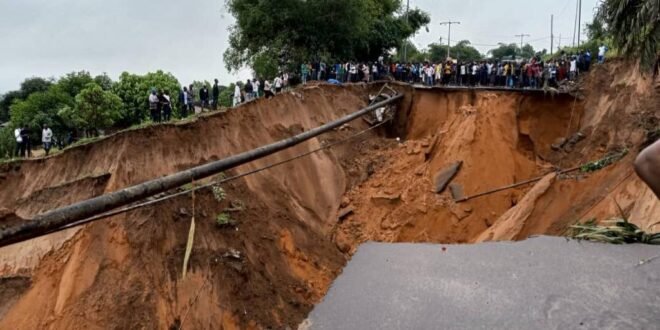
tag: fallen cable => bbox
[17,119,391,244]
[455,149,630,203]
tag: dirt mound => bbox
[0,61,657,328]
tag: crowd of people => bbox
[13,124,53,158]
[298,45,608,89]
[232,74,289,107]
[10,44,609,159]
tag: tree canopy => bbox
[112,71,181,125]
[224,0,430,75]
[59,83,123,136]
[488,43,536,60]
[597,0,659,69]
[428,40,483,62]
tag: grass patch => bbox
[212,185,226,202]
[569,218,660,244]
[580,148,628,173]
[215,213,234,227]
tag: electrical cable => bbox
[28,119,392,241]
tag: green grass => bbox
[216,213,232,227]
[569,218,660,244]
[580,148,628,173]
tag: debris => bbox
[371,192,401,204]
[551,137,567,151]
[338,207,354,221]
[433,161,463,193]
[449,183,465,202]
[340,197,351,208]
[222,248,242,260]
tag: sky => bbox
[0,0,599,94]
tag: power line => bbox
[9,119,393,245]
[439,21,461,59]
[515,34,531,51]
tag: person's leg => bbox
[635,140,660,198]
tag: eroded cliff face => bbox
[0,60,657,329]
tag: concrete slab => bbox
[306,237,660,330]
[433,161,462,193]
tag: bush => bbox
[0,127,16,160]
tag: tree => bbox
[19,77,54,98]
[488,43,535,60]
[59,83,122,136]
[252,50,280,79]
[218,83,235,108]
[58,71,94,98]
[431,40,483,62]
[94,73,114,91]
[0,91,21,123]
[0,77,53,122]
[598,0,659,69]
[9,85,73,143]
[521,44,535,58]
[392,41,428,62]
[224,0,430,73]
[113,71,180,126]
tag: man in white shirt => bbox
[274,75,283,94]
[598,45,608,64]
[148,89,159,122]
[14,126,23,158]
[233,83,241,107]
[42,124,53,156]
[264,80,274,98]
[569,57,578,80]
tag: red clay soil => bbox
[336,60,659,251]
[0,61,658,329]
[0,84,378,329]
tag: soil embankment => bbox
[0,60,657,329]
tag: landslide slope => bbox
[0,84,380,329]
[335,60,659,249]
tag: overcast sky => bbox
[0,0,598,94]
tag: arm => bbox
[635,139,660,198]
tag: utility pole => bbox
[403,0,409,62]
[573,0,579,47]
[551,15,554,56]
[439,21,460,59]
[577,0,582,48]
[515,34,530,56]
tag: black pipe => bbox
[0,94,402,247]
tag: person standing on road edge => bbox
[301,63,309,85]
[274,74,283,94]
[148,89,159,122]
[200,85,209,111]
[212,79,220,110]
[264,80,274,99]
[20,126,31,157]
[162,90,172,121]
[598,44,608,64]
[14,126,23,158]
[42,124,53,156]
[233,82,241,107]
[179,86,189,118]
